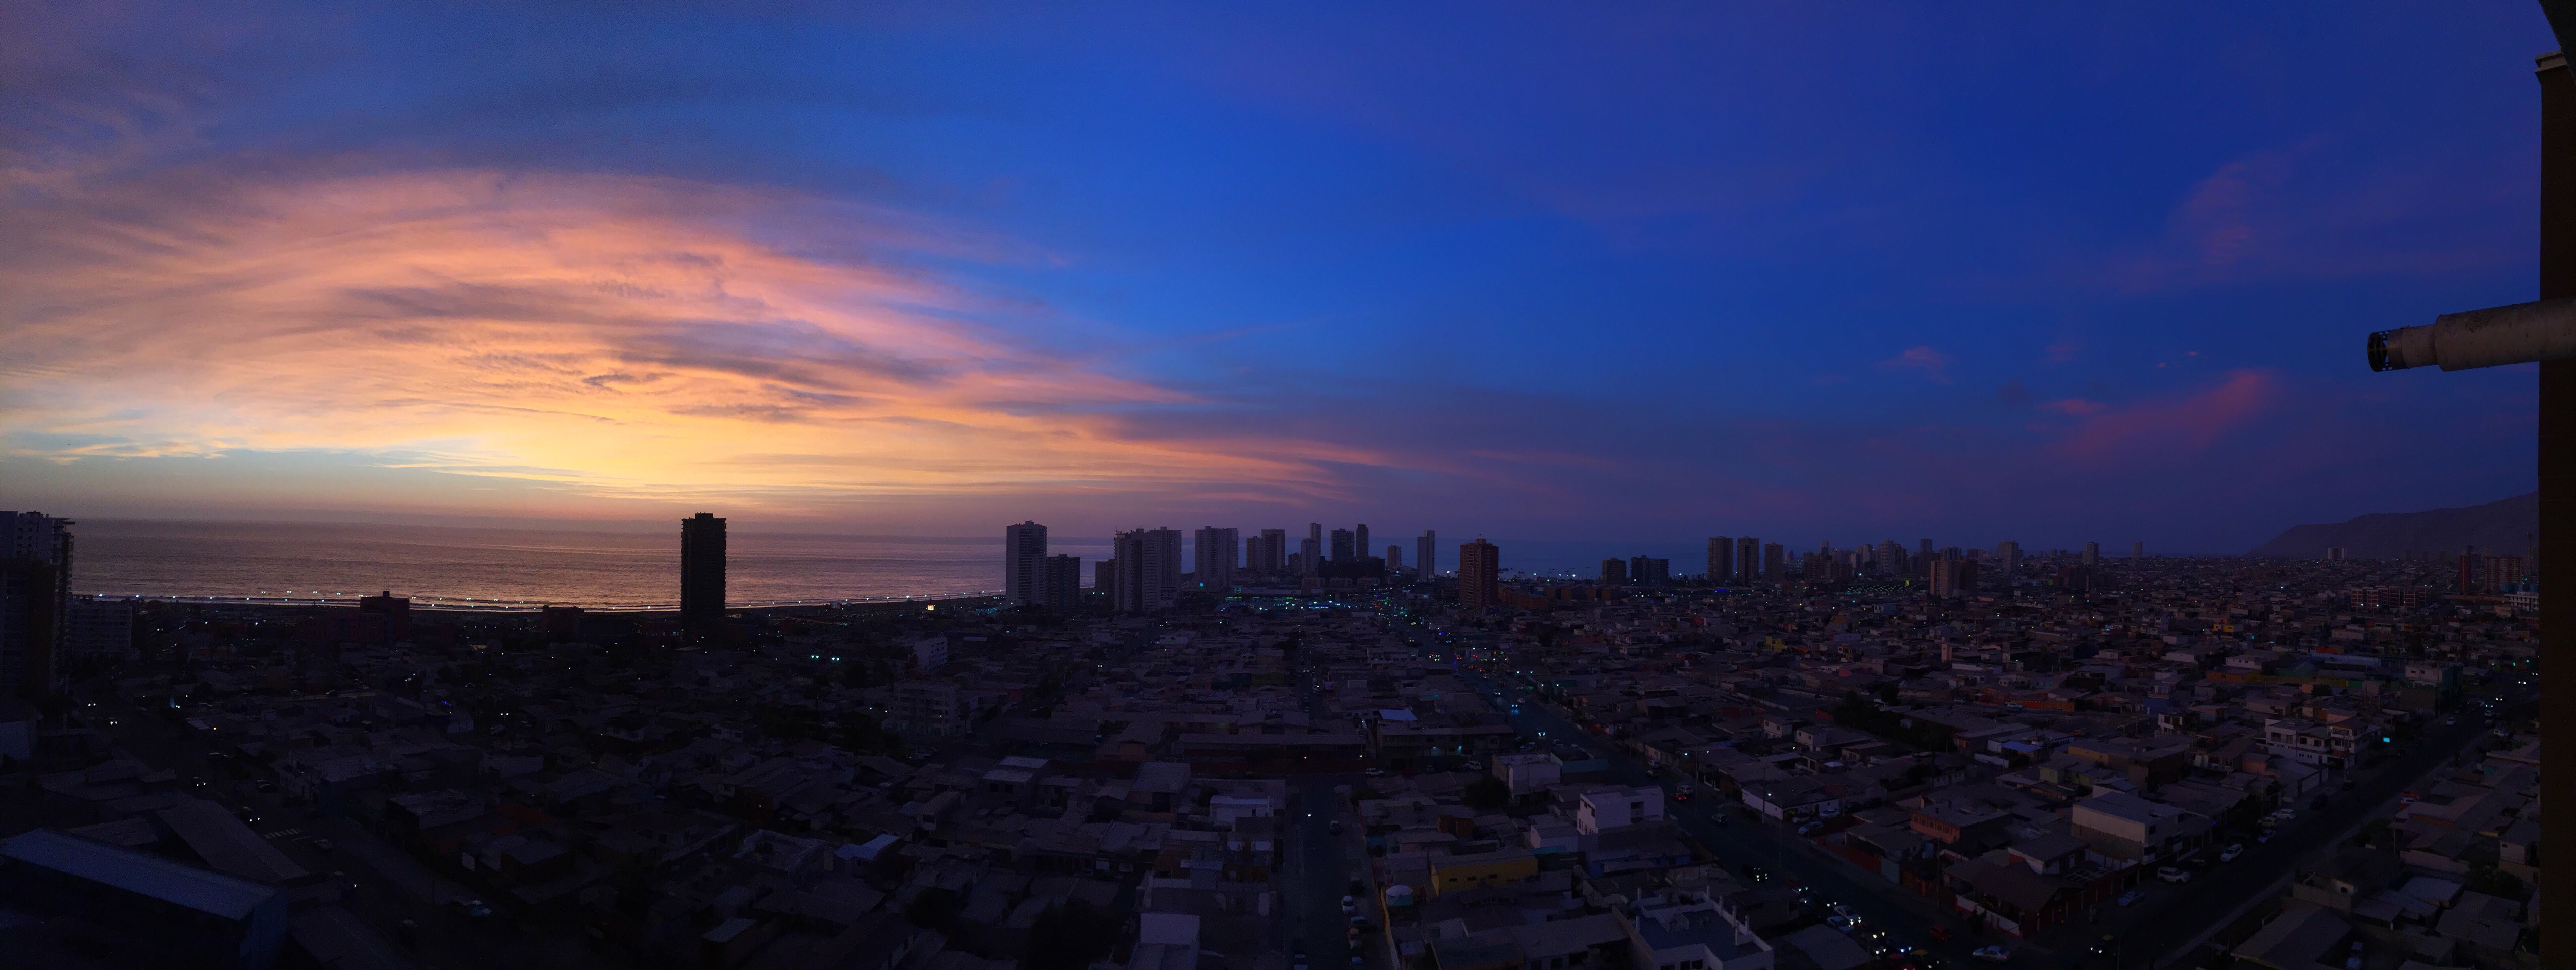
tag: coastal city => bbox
[0,511,2541,970]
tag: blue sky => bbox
[0,2,2551,552]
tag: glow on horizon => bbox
[0,170,1388,517]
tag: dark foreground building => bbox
[681,512,727,638]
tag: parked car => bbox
[2218,843,2243,862]
[450,899,492,918]
[2157,865,2191,883]
[2116,889,2146,907]
[310,838,334,853]
[1972,946,2013,963]
[1826,915,1852,932]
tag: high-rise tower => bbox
[1708,537,1734,584]
[1004,521,1048,607]
[0,512,71,700]
[1113,528,1183,612]
[1194,527,1239,589]
[1459,538,1500,610]
[1416,530,1437,578]
[680,512,727,637]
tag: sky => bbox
[0,2,2553,553]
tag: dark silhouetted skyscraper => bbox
[1044,554,1083,610]
[1601,558,1628,585]
[1194,527,1238,589]
[1416,530,1437,578]
[1,511,71,700]
[1005,521,1048,607]
[1630,556,1669,584]
[1114,528,1183,612]
[1329,528,1355,562]
[680,512,726,637]
[1708,537,1734,584]
[1459,538,1499,611]
[1354,524,1369,563]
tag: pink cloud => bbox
[1876,345,1951,382]
[2041,398,2107,416]
[2054,370,2277,461]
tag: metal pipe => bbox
[2368,296,2576,371]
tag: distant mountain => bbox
[2248,492,2538,559]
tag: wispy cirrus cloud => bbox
[0,165,1350,514]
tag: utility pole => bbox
[2367,11,2576,970]
[2539,40,2575,970]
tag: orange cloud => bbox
[0,168,1368,516]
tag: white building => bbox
[912,637,948,672]
[1493,752,1563,796]
[1577,785,1665,834]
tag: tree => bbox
[1025,901,1121,970]
[1463,775,1511,811]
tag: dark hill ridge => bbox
[2248,492,2537,559]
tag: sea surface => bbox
[70,520,1112,609]
[67,519,1731,608]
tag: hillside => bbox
[2247,492,2538,559]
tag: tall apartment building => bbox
[0,512,72,700]
[1257,529,1288,576]
[1113,528,1184,613]
[1004,521,1049,608]
[1995,541,2022,585]
[1761,543,1785,582]
[1707,537,1734,584]
[1044,555,1083,610]
[679,512,727,638]
[1736,537,1760,584]
[1416,531,1437,578]
[1328,529,1355,563]
[1628,556,1669,584]
[1193,527,1239,590]
[1878,540,1907,577]
[2082,541,2100,569]
[1354,524,1370,562]
[1459,538,1500,611]
[1386,545,1405,572]
[64,596,133,660]
[1301,524,1323,576]
[1600,558,1628,585]
[1930,558,1981,598]
[2133,541,2144,560]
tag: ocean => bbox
[66,520,1725,608]
[69,520,1112,609]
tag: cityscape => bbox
[0,508,2545,970]
[0,4,2565,970]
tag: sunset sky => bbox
[0,3,2552,551]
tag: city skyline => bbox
[0,5,2553,553]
